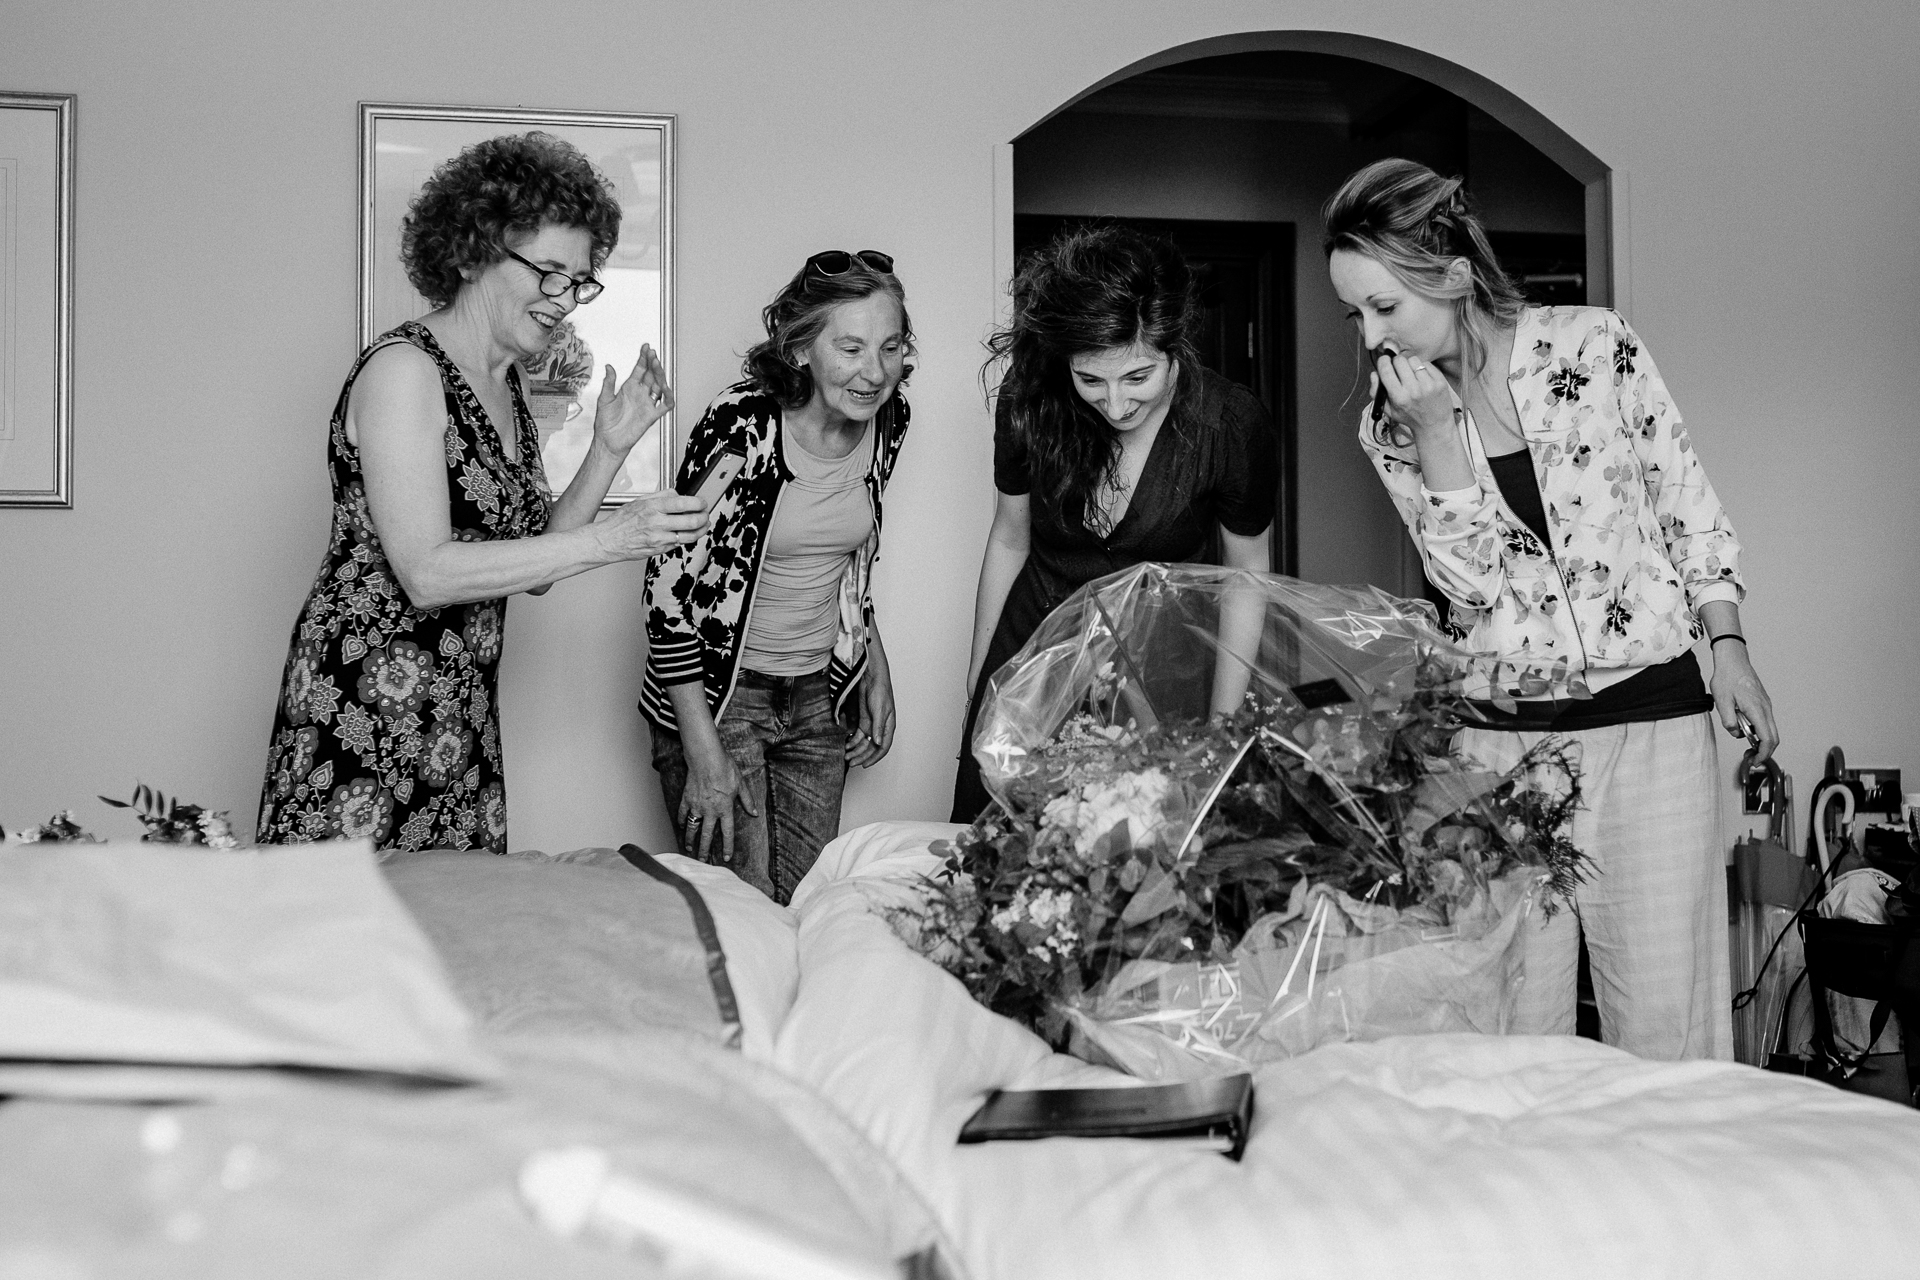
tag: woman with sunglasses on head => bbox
[1323,158,1778,1060]
[257,133,703,854]
[642,250,912,903]
[952,224,1278,823]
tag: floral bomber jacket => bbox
[1361,306,1743,699]
[641,382,908,732]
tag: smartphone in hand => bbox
[678,448,746,511]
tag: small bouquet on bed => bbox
[5,784,238,849]
[101,783,240,848]
[891,564,1586,1081]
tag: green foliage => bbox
[894,671,1588,1048]
[97,783,239,848]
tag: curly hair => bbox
[984,224,1201,520]
[1322,159,1528,442]
[741,257,914,409]
[401,132,622,310]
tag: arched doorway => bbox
[1001,32,1614,596]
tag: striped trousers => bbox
[1457,713,1733,1061]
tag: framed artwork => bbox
[0,92,74,507]
[359,102,675,503]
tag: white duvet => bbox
[774,822,1920,1280]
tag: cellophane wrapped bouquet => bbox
[892,564,1586,1081]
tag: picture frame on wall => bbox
[0,91,75,508]
[359,102,675,504]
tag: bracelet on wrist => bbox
[1709,633,1747,647]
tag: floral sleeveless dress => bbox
[257,322,551,853]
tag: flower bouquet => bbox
[5,784,238,849]
[893,563,1585,1081]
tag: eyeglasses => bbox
[503,248,605,304]
[804,249,895,282]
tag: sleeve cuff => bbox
[647,634,705,683]
[1421,483,1484,503]
[1689,581,1744,609]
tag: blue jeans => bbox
[650,669,847,905]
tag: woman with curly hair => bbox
[1323,157,1777,1058]
[257,132,705,854]
[642,251,912,903]
[952,225,1278,822]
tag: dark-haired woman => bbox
[642,252,912,904]
[1323,157,1778,1060]
[257,132,705,854]
[952,225,1277,822]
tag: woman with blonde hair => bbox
[1323,157,1776,1060]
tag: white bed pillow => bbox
[0,841,494,1084]
[788,820,967,913]
[378,846,799,1062]
[645,851,800,1061]
[776,821,1101,1196]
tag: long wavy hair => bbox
[742,258,914,409]
[985,224,1200,518]
[1321,159,1528,443]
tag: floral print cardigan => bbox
[641,382,908,732]
[1361,307,1743,699]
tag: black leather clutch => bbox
[957,1073,1255,1161]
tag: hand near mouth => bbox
[591,343,676,457]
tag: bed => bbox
[0,840,952,1279]
[772,821,1920,1280]
[10,826,1919,1280]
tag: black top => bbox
[953,366,1277,820]
[992,364,1277,595]
[1485,448,1551,548]
[1470,448,1712,733]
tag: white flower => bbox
[198,812,239,851]
[1041,792,1081,833]
[1059,768,1172,856]
[990,885,1082,962]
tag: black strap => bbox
[1807,976,1896,1079]
[1733,861,1840,1012]
[618,843,744,1050]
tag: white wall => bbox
[2,0,1915,850]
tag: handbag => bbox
[1779,856,1920,1104]
[1758,778,1920,1105]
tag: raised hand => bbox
[592,343,676,457]
[1374,349,1455,438]
[595,490,707,561]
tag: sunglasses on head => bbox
[804,249,895,281]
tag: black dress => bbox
[950,366,1277,821]
[257,322,551,853]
